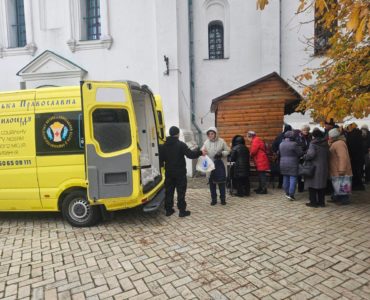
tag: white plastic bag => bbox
[196,155,215,173]
[331,176,352,195]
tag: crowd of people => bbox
[159,121,370,217]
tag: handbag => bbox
[298,161,315,177]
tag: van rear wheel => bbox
[62,191,101,227]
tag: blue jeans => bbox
[283,175,297,196]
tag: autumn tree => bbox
[257,0,370,122]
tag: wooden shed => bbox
[210,72,303,144]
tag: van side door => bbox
[81,81,138,202]
[0,91,42,209]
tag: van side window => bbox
[35,112,85,156]
[92,109,131,153]
[157,111,164,139]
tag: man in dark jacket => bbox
[361,125,370,183]
[159,126,204,217]
[345,122,365,190]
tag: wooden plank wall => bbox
[216,78,298,146]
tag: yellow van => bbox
[0,81,165,226]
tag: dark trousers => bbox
[365,162,370,182]
[333,194,350,204]
[297,176,305,192]
[325,179,333,195]
[278,175,283,188]
[209,180,226,202]
[234,176,250,196]
[258,171,267,190]
[352,161,365,189]
[308,188,326,206]
[165,175,187,212]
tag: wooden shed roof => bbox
[210,72,303,114]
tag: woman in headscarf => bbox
[279,130,304,200]
[303,128,329,207]
[202,127,230,205]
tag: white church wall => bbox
[280,0,322,86]
[0,0,190,132]
[192,0,282,133]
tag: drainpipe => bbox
[279,0,282,75]
[188,0,203,145]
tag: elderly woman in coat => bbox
[247,131,270,194]
[202,127,230,205]
[230,135,250,197]
[303,128,329,207]
[279,130,304,200]
[328,128,353,205]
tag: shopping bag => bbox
[298,161,316,177]
[196,155,215,173]
[331,176,352,195]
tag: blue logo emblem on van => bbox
[42,116,73,149]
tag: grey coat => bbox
[279,139,304,176]
[303,138,329,189]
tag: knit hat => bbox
[361,124,369,130]
[284,130,295,139]
[247,131,256,137]
[169,126,180,137]
[312,128,324,138]
[328,128,340,138]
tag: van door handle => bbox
[133,165,151,170]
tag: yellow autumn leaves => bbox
[257,0,370,122]
[347,1,369,43]
[257,0,369,44]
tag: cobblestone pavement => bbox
[0,185,369,300]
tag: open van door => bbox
[154,95,166,144]
[81,81,138,202]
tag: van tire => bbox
[61,190,101,227]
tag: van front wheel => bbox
[62,191,101,227]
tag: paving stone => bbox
[0,188,368,299]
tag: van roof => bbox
[0,80,144,98]
[0,85,79,97]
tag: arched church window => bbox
[314,1,337,56]
[208,21,224,60]
[85,0,101,40]
[8,0,27,48]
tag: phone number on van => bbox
[0,160,32,167]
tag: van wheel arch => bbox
[59,188,101,227]
[58,187,86,211]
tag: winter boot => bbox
[179,210,191,217]
[165,208,175,216]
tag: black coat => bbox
[346,129,365,165]
[159,136,202,177]
[362,130,370,154]
[230,144,250,178]
[304,137,329,189]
